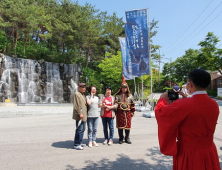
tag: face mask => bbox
[187,88,192,95]
[186,82,192,95]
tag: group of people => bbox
[72,68,220,170]
[72,77,135,150]
[173,83,190,98]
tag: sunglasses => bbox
[79,86,86,88]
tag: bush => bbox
[0,31,6,53]
[163,87,172,91]
[144,89,151,97]
[206,89,217,97]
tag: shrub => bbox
[206,89,217,97]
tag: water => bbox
[0,54,80,103]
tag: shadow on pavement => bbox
[220,155,222,169]
[146,146,172,167]
[64,147,172,170]
[51,138,120,149]
[51,140,74,149]
[65,155,172,170]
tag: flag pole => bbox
[141,75,144,106]
[147,8,153,110]
[134,77,137,100]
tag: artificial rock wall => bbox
[0,53,82,103]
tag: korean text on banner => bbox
[125,9,150,76]
[118,37,134,80]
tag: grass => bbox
[148,99,158,102]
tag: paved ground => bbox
[0,100,222,170]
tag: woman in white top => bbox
[181,84,190,97]
[86,86,100,148]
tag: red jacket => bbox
[155,94,220,170]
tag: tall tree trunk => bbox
[35,31,39,42]
[63,34,65,52]
[12,27,14,49]
[63,41,65,52]
[14,29,18,55]
[211,71,213,90]
[79,48,82,58]
[86,37,91,68]
[24,31,27,53]
[13,23,18,55]
[86,44,91,68]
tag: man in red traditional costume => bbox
[114,77,135,144]
[155,69,220,170]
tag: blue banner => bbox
[118,37,134,80]
[125,9,150,76]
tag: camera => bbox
[168,91,179,100]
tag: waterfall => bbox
[0,54,81,103]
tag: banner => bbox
[125,9,150,76]
[118,37,134,80]
[218,88,222,97]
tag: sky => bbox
[77,0,222,69]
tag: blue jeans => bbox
[74,120,86,146]
[87,117,99,142]
[102,117,114,140]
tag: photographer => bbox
[155,69,220,170]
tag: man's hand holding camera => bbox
[160,91,169,100]
[160,90,187,105]
[178,91,187,99]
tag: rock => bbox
[38,59,44,64]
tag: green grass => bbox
[148,99,158,102]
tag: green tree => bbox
[149,19,161,61]
[98,51,122,93]
[102,12,125,55]
[162,48,199,85]
[80,4,104,67]
[81,66,103,94]
[0,31,6,53]
[196,32,222,74]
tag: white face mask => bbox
[186,82,192,95]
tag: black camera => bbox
[168,91,179,100]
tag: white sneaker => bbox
[80,144,86,147]
[108,139,113,145]
[74,145,84,150]
[92,141,99,147]
[88,142,92,148]
[103,139,108,145]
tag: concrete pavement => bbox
[0,102,222,170]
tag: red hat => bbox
[121,77,128,87]
[114,77,131,96]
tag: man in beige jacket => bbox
[73,83,87,150]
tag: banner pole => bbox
[134,77,136,92]
[148,8,153,110]
[134,77,137,100]
[142,75,143,106]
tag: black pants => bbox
[118,129,130,141]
